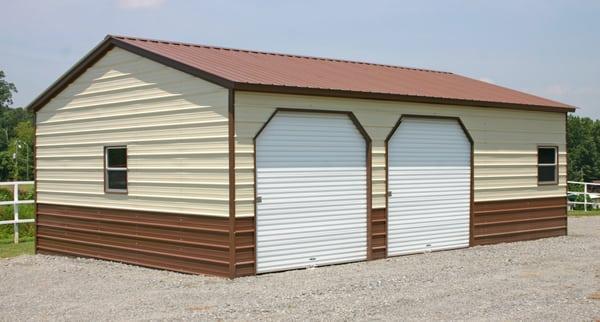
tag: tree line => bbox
[567,115,600,182]
[0,70,598,183]
[0,71,33,181]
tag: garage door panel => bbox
[258,214,366,225]
[259,254,366,274]
[388,117,471,256]
[259,239,367,254]
[258,227,367,243]
[389,228,469,240]
[256,112,367,273]
[257,219,366,233]
[256,185,367,197]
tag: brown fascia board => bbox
[27,36,235,113]
[28,35,576,114]
[232,83,576,113]
[27,38,114,113]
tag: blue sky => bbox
[2,0,599,117]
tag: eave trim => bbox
[28,35,577,114]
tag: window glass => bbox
[538,147,556,164]
[538,166,556,182]
[537,147,557,183]
[107,148,127,168]
[107,170,127,190]
[105,146,127,192]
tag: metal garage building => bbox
[28,35,575,278]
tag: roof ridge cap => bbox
[109,34,452,75]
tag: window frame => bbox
[537,145,558,185]
[104,146,128,194]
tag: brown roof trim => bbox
[28,36,235,112]
[28,35,576,113]
[27,38,115,112]
[233,83,575,113]
[112,35,452,75]
[110,38,235,89]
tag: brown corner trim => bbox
[384,114,475,249]
[228,89,236,278]
[33,114,38,254]
[565,112,569,197]
[252,108,374,260]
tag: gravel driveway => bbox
[1,217,599,321]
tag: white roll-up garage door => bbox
[387,117,471,256]
[255,111,367,273]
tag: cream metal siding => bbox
[255,112,368,273]
[387,117,471,255]
[36,47,230,216]
[234,92,567,217]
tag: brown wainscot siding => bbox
[36,204,233,277]
[371,208,387,259]
[472,197,567,245]
[234,216,255,276]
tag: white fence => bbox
[567,181,600,211]
[0,181,35,243]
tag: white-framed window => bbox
[537,146,558,185]
[104,146,128,193]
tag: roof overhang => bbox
[27,36,577,113]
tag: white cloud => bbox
[478,77,495,84]
[117,0,166,9]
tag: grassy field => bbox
[568,209,600,216]
[0,239,34,258]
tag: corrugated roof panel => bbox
[114,35,570,109]
[28,35,575,112]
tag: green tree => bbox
[567,114,600,182]
[10,121,34,180]
[0,70,17,108]
[0,70,34,181]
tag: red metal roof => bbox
[112,36,573,111]
[28,35,575,112]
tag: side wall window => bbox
[537,146,558,185]
[105,146,128,193]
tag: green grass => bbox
[0,239,35,258]
[568,209,600,216]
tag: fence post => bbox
[13,182,19,244]
[584,183,588,212]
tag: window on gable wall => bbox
[105,146,128,193]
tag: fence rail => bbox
[0,180,594,243]
[0,181,35,244]
[567,181,600,211]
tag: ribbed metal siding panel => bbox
[255,112,367,273]
[235,93,566,216]
[387,117,471,256]
[35,47,230,217]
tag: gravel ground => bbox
[1,217,599,321]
